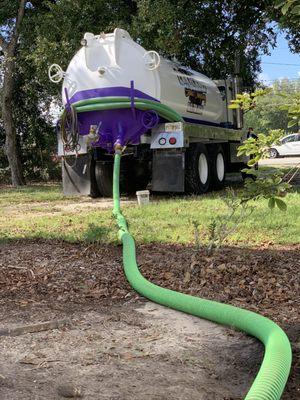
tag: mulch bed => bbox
[0,239,299,399]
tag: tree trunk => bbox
[2,56,25,186]
[1,0,26,186]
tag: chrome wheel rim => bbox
[216,153,225,181]
[198,153,208,184]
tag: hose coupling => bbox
[114,143,123,154]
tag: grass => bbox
[0,184,67,205]
[0,183,299,246]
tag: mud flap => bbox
[152,150,185,192]
[62,154,91,196]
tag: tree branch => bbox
[0,35,7,52]
[9,0,26,52]
[14,0,26,37]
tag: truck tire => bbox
[90,157,101,198]
[185,144,211,194]
[95,161,113,197]
[211,145,226,190]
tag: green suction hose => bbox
[70,96,183,123]
[112,152,292,400]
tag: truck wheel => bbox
[211,145,226,190]
[185,144,211,194]
[95,161,113,197]
[90,157,101,198]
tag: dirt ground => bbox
[0,240,299,399]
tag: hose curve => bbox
[112,152,292,400]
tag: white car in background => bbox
[269,133,300,158]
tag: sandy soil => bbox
[0,301,263,400]
[2,197,134,218]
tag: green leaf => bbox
[274,0,287,9]
[288,119,297,127]
[245,168,259,176]
[291,5,300,13]
[268,197,275,209]
[228,104,240,109]
[247,158,258,166]
[275,198,287,211]
[281,1,292,14]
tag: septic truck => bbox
[49,28,246,196]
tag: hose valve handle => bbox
[48,63,66,83]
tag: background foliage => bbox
[244,78,300,135]
[0,0,299,182]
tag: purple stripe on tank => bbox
[69,86,159,104]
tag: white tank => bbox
[61,28,224,126]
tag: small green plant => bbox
[230,90,295,210]
[205,189,254,255]
[192,189,254,255]
[237,129,291,209]
[237,129,283,166]
[241,169,290,211]
[191,220,201,250]
[193,85,298,254]
[229,88,272,111]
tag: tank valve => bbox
[87,124,100,145]
[97,66,106,77]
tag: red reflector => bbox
[169,137,177,145]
